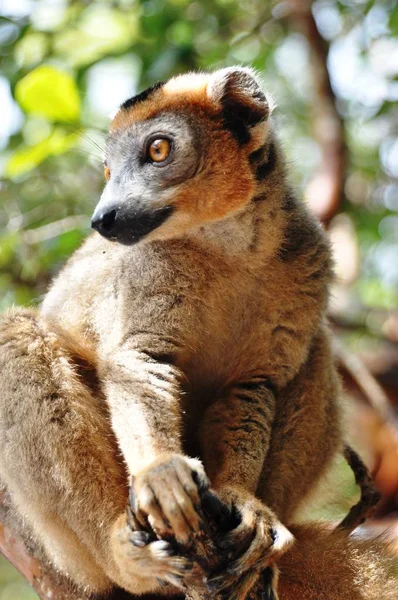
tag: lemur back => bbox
[0,67,387,600]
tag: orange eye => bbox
[104,165,111,181]
[148,138,171,163]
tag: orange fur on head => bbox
[110,69,272,235]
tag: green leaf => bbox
[389,3,398,36]
[15,65,80,123]
[0,232,19,268]
[53,7,139,67]
[5,128,78,178]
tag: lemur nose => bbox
[91,209,117,237]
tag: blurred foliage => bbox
[0,555,38,600]
[0,0,397,597]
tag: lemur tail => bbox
[278,522,396,600]
[337,444,381,531]
[276,446,386,600]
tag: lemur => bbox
[0,67,387,600]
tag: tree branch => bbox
[334,339,397,423]
[0,490,80,599]
[287,0,346,225]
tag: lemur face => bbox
[92,112,206,244]
[92,67,270,245]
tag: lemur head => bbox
[92,67,274,245]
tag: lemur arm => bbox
[99,341,209,544]
[99,344,184,472]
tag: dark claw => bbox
[130,531,153,547]
[262,586,275,600]
[206,579,220,593]
[192,469,210,494]
[269,527,277,544]
[162,542,177,557]
[206,573,227,594]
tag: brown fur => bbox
[0,68,386,599]
[278,525,396,600]
[181,524,397,600]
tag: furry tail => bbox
[338,444,381,531]
[278,449,391,600]
[278,524,396,600]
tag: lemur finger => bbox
[126,501,142,531]
[172,484,203,533]
[261,566,279,600]
[176,465,202,510]
[160,487,198,545]
[207,522,275,595]
[135,483,171,533]
[227,569,260,600]
[161,574,186,590]
[226,523,274,577]
[218,520,255,552]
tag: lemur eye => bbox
[104,165,111,181]
[148,138,171,163]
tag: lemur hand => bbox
[131,454,209,546]
[204,487,294,600]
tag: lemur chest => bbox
[174,274,285,390]
[94,241,297,387]
[176,295,281,456]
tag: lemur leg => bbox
[199,333,341,599]
[257,333,342,524]
[0,309,191,596]
[199,378,293,600]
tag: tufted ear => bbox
[207,67,269,143]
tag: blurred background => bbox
[0,0,397,597]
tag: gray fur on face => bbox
[91,113,206,244]
[107,114,204,206]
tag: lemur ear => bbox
[207,67,269,143]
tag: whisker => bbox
[63,125,107,155]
